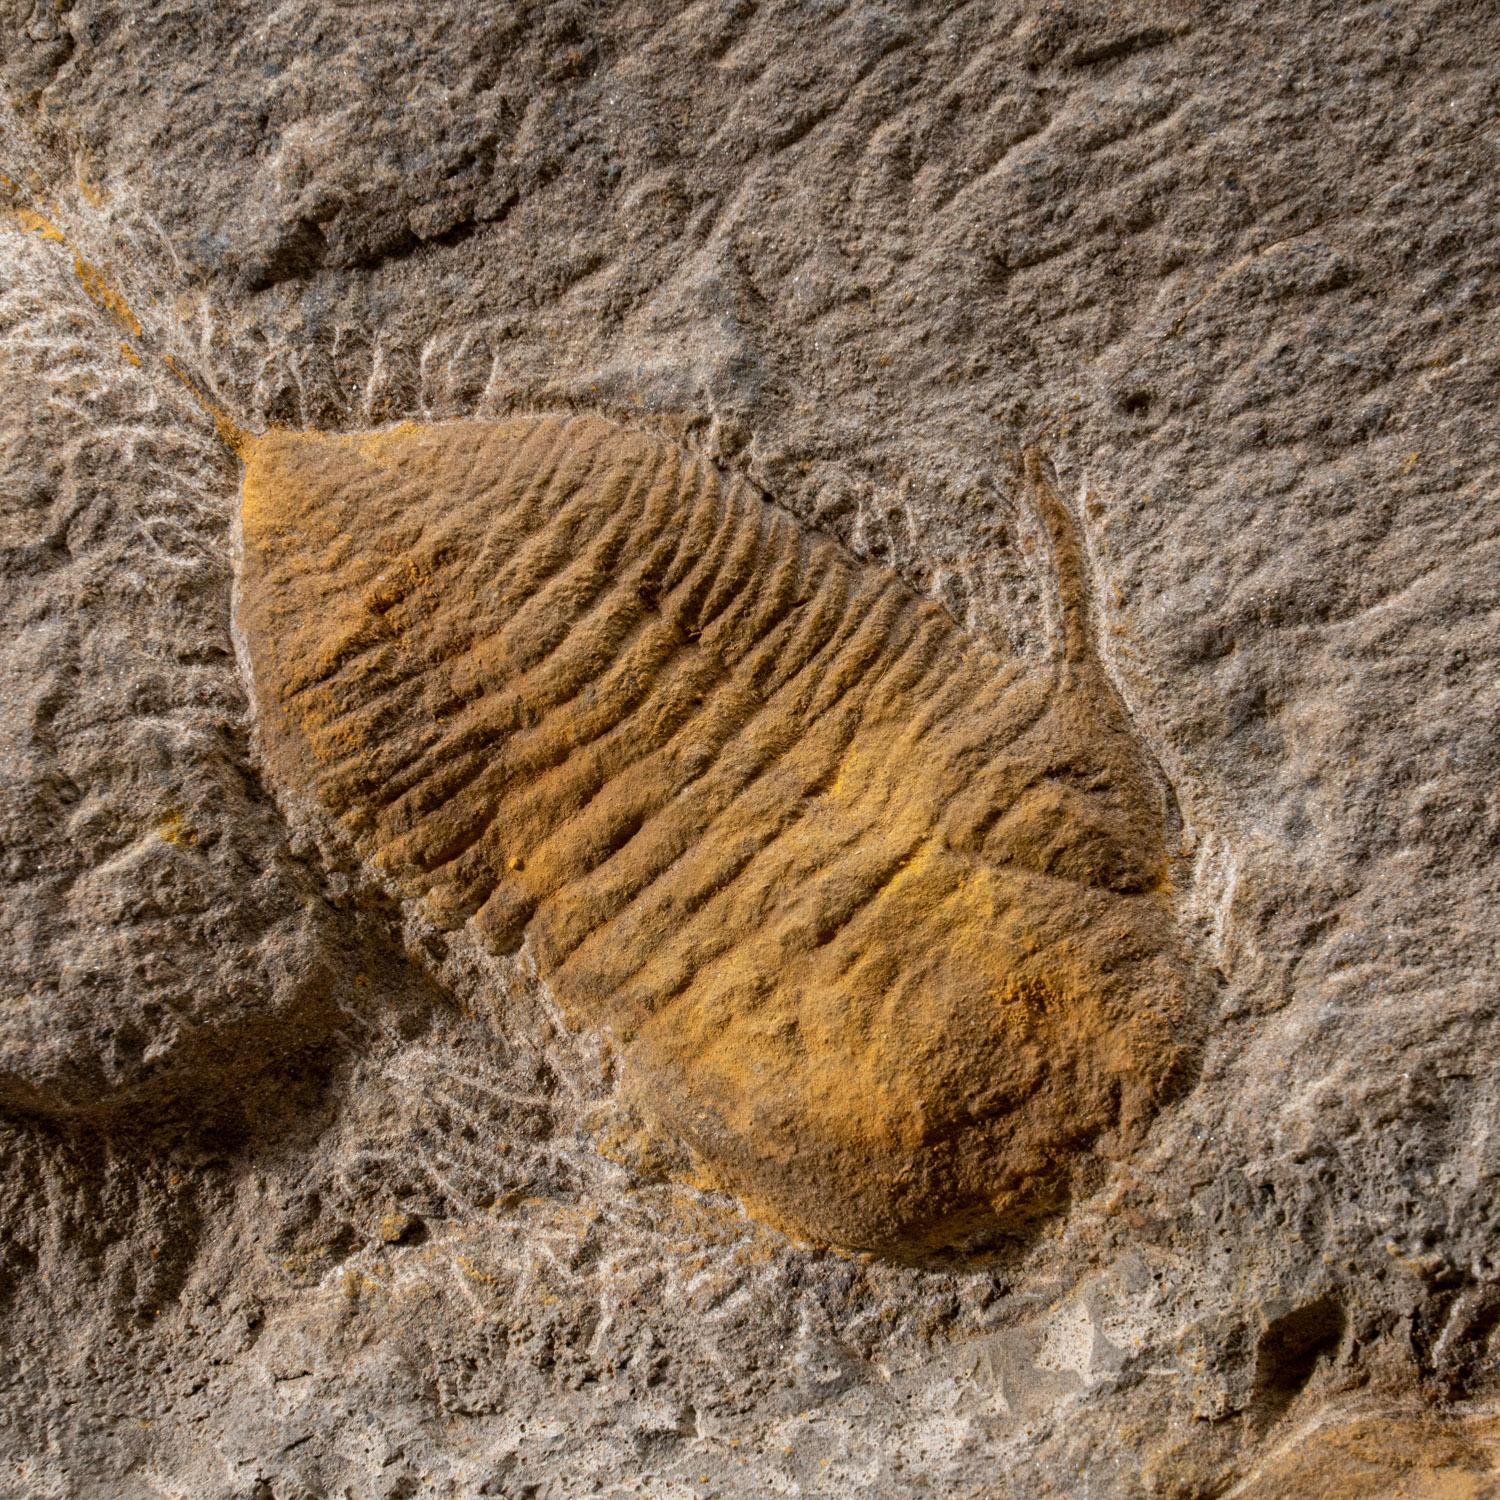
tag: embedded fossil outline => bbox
[4,186,1202,1258]
[235,414,1201,1259]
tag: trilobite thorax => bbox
[235,413,1198,1257]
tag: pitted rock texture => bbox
[237,413,1195,1255]
[3,0,1500,1495]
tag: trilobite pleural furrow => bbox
[236,413,1198,1257]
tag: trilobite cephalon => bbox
[235,413,1199,1258]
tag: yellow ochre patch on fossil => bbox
[235,413,1200,1258]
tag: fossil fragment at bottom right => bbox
[235,411,1203,1259]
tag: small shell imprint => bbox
[236,413,1198,1258]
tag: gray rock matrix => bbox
[0,1,1496,1495]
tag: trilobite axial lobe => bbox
[235,413,1197,1257]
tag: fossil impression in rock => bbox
[235,412,1199,1257]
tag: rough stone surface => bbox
[1,1,1497,1495]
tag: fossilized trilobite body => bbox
[236,413,1198,1258]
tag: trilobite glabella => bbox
[235,413,1198,1258]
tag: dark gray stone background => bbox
[1,1,1497,1494]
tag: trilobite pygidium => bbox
[236,414,1197,1258]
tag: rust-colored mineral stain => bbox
[72,256,143,337]
[1231,1410,1500,1500]
[12,206,65,243]
[235,413,1199,1257]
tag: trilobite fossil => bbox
[234,411,1200,1258]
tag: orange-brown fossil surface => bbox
[235,412,1199,1257]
